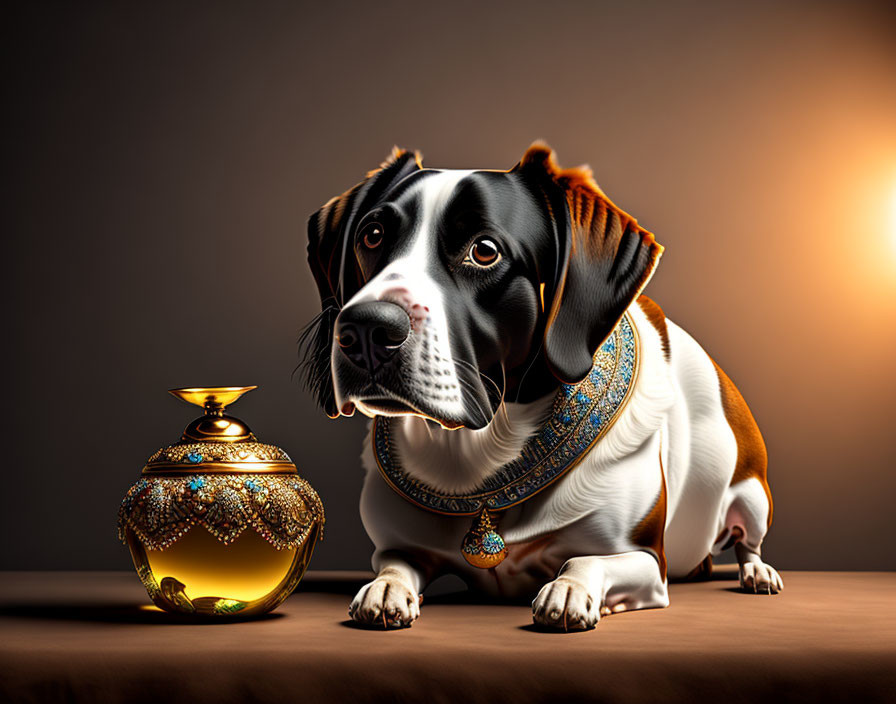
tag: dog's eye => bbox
[467,238,501,268]
[359,222,384,250]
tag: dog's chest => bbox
[361,418,659,597]
[459,538,561,597]
[445,511,602,598]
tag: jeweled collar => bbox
[373,313,639,568]
[373,313,639,516]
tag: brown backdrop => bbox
[3,1,895,572]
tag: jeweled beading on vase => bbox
[118,474,325,551]
[146,441,293,466]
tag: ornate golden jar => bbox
[118,386,324,618]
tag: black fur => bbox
[301,150,424,416]
[301,144,662,428]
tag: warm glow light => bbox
[891,180,896,253]
[144,528,298,602]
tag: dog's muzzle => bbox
[335,301,411,374]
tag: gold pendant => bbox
[461,509,507,569]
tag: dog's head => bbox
[300,142,662,430]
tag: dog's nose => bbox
[335,301,410,373]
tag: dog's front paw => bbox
[532,576,600,631]
[739,560,784,594]
[349,575,422,629]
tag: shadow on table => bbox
[0,603,284,625]
[304,563,741,601]
[298,571,376,595]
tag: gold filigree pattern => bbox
[118,474,324,551]
[146,441,293,466]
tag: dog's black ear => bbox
[307,147,424,306]
[302,147,424,416]
[514,142,663,383]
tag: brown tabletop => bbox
[1,570,894,703]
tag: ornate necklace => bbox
[372,313,639,569]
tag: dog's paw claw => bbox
[532,577,599,630]
[349,576,420,629]
[739,560,783,594]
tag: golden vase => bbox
[118,386,324,618]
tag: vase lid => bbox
[143,386,297,475]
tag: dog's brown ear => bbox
[514,142,663,383]
[302,147,424,416]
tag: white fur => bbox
[390,393,554,495]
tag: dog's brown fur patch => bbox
[516,142,664,271]
[630,454,668,580]
[712,360,773,528]
[684,554,713,581]
[637,295,671,362]
[366,145,424,178]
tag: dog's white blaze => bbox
[337,170,476,422]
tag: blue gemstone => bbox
[481,532,505,554]
[185,451,203,464]
[245,479,261,492]
[188,477,204,491]
[480,531,504,555]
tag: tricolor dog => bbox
[301,143,781,630]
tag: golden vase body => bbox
[118,387,324,618]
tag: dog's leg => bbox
[348,552,425,629]
[532,551,668,630]
[716,478,783,594]
[735,542,783,594]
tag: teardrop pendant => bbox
[461,509,507,569]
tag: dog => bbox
[301,142,781,630]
